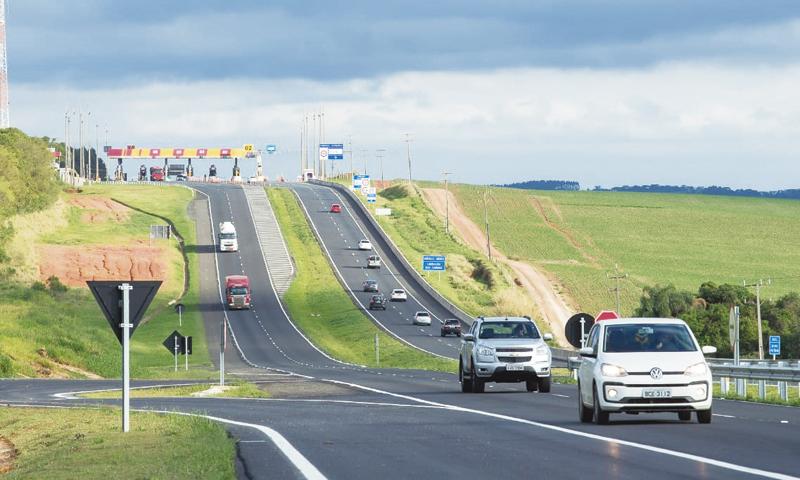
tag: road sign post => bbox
[565,313,595,349]
[174,335,179,372]
[119,283,132,433]
[769,335,781,360]
[87,280,161,433]
[375,333,380,367]
[175,303,185,327]
[220,316,227,387]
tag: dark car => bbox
[362,280,379,292]
[330,203,342,213]
[369,295,387,310]
[441,318,462,337]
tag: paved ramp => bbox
[242,185,295,296]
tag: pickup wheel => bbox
[678,411,691,421]
[578,383,593,423]
[593,384,610,425]
[537,376,551,393]
[459,361,472,393]
[471,365,485,393]
[525,379,537,392]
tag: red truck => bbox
[149,166,165,181]
[225,275,251,309]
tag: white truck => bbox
[219,222,238,252]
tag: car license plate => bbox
[506,364,525,371]
[642,389,671,398]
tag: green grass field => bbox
[450,185,800,315]
[0,185,215,379]
[268,187,456,372]
[0,407,235,479]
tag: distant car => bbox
[369,295,387,310]
[390,289,407,301]
[362,280,379,293]
[330,203,341,213]
[441,318,462,337]
[577,318,716,425]
[176,174,187,182]
[413,311,432,326]
[367,255,381,268]
[358,239,373,250]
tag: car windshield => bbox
[416,312,429,317]
[603,324,697,353]
[220,233,236,239]
[478,321,540,339]
[393,290,404,294]
[230,287,248,295]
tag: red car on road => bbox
[330,203,342,213]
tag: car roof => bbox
[598,317,688,326]
[479,316,534,323]
[392,288,404,291]
[416,311,430,315]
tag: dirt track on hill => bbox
[421,188,574,345]
[37,244,167,287]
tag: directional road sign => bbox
[266,144,277,154]
[422,255,446,271]
[87,281,162,344]
[163,331,192,355]
[565,313,595,349]
[319,143,344,160]
[769,336,781,356]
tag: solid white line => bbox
[551,393,569,398]
[318,378,799,480]
[713,413,735,418]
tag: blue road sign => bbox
[266,144,277,154]
[319,143,344,160]
[422,255,446,271]
[353,174,369,189]
[769,336,781,356]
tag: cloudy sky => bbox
[9,1,800,188]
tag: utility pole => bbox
[64,111,70,178]
[95,123,100,181]
[744,279,771,360]
[376,149,386,188]
[442,172,452,234]
[608,265,628,316]
[347,134,354,185]
[483,185,492,261]
[361,149,368,175]
[403,133,413,187]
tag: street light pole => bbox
[403,133,413,187]
[376,149,386,188]
[442,172,452,234]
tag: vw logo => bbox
[649,367,663,380]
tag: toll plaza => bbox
[106,144,262,182]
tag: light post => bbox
[376,149,386,188]
[442,171,452,234]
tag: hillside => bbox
[449,185,800,315]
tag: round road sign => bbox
[565,313,595,349]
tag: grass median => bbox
[80,382,271,399]
[0,407,236,479]
[268,187,456,372]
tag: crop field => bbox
[450,185,800,315]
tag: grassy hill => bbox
[449,185,800,315]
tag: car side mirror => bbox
[463,333,474,342]
[578,347,595,358]
[701,346,717,355]
[543,333,553,341]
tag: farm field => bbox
[449,185,800,315]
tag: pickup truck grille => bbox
[498,356,532,363]
[495,347,533,353]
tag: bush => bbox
[46,275,68,294]
[0,352,14,376]
[31,281,46,291]
[469,258,495,289]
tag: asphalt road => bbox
[2,182,799,480]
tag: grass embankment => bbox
[714,383,800,407]
[451,185,800,315]
[328,176,538,319]
[269,187,456,372]
[79,381,271,399]
[0,184,214,379]
[0,407,235,479]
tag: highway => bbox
[2,182,799,480]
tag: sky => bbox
[8,1,800,188]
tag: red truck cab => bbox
[225,275,251,309]
[150,166,165,181]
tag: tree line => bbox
[595,184,800,200]
[635,283,800,359]
[496,180,581,191]
[0,128,61,268]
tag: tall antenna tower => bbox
[0,0,9,128]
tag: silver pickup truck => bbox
[459,316,553,393]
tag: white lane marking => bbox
[713,413,735,418]
[320,378,799,480]
[552,394,569,398]
[780,420,789,424]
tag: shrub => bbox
[46,275,68,294]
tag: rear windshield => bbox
[220,233,236,240]
[229,287,248,295]
[445,320,460,325]
[479,322,540,339]
[603,324,697,353]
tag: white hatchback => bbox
[390,289,407,301]
[358,239,373,251]
[413,311,432,326]
[577,318,716,425]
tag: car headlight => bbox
[684,362,707,377]
[601,363,628,377]
[535,345,550,356]
[477,347,494,359]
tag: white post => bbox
[118,283,133,433]
[185,337,189,371]
[220,317,226,386]
[375,333,380,367]
[579,317,586,349]
[178,308,182,327]
[173,336,178,372]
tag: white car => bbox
[577,318,716,425]
[358,239,373,251]
[390,289,407,301]
[413,311,432,326]
[367,255,381,268]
